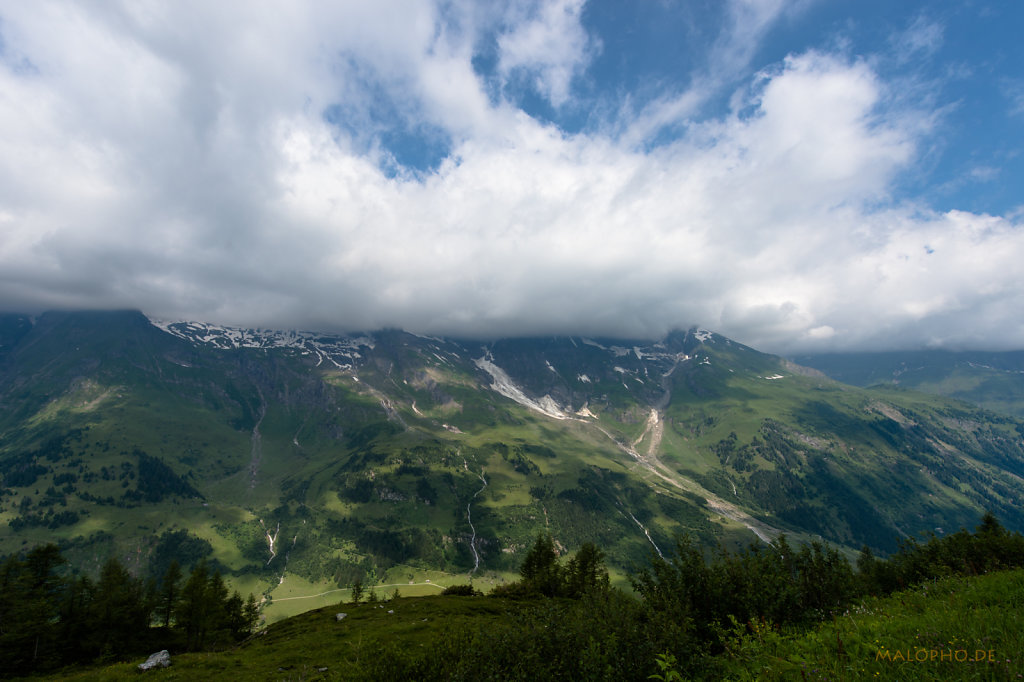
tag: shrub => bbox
[441,584,480,596]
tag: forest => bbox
[0,552,257,676]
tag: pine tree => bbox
[223,590,247,642]
[205,571,232,646]
[241,593,260,636]
[88,557,151,659]
[0,545,67,674]
[56,575,94,665]
[350,578,364,604]
[520,534,563,597]
[158,560,182,628]
[176,561,210,650]
[565,542,609,598]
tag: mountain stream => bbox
[466,468,488,575]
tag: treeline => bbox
[0,548,258,677]
[356,512,1024,680]
[4,513,1023,679]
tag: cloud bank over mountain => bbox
[1,0,1022,352]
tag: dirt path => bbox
[271,581,445,602]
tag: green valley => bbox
[1,310,1024,629]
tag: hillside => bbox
[2,311,1024,622]
[50,565,1024,680]
[716,568,1024,680]
[793,350,1024,419]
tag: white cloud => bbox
[891,14,944,62]
[622,0,804,148]
[714,0,794,77]
[0,1,1021,353]
[1004,78,1024,118]
[495,0,594,107]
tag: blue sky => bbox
[0,0,1022,352]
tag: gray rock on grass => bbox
[138,650,171,671]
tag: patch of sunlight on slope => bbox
[28,379,121,426]
[262,574,448,624]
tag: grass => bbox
[44,569,1024,681]
[716,569,1024,681]
[54,594,528,681]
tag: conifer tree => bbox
[221,590,246,643]
[350,578,364,604]
[176,560,211,650]
[565,542,609,598]
[205,571,232,645]
[56,575,94,664]
[241,593,260,636]
[88,557,151,658]
[520,534,562,596]
[0,545,70,673]
[158,560,182,628]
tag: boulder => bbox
[336,612,348,621]
[138,650,171,671]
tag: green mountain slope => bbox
[2,311,1023,622]
[793,349,1024,418]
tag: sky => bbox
[1,1,1022,353]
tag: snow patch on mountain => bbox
[149,318,373,370]
[473,354,567,420]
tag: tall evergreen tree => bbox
[56,575,94,665]
[176,560,211,650]
[241,593,261,636]
[205,571,232,646]
[564,542,609,598]
[88,557,151,659]
[158,560,182,628]
[350,578,364,604]
[0,545,66,674]
[519,534,562,597]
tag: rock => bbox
[138,650,171,671]
[336,612,347,621]
[387,609,394,614]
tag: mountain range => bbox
[1,310,1022,622]
[793,349,1024,419]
